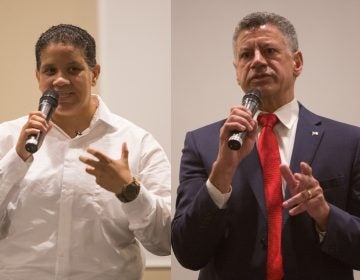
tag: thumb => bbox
[121,142,129,162]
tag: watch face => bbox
[116,179,140,203]
[124,183,140,200]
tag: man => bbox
[172,12,360,279]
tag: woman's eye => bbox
[68,67,80,74]
[43,68,56,75]
[68,66,85,75]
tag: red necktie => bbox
[257,113,284,280]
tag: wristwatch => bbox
[115,177,141,203]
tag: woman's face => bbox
[36,42,100,119]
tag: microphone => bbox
[25,89,59,154]
[227,89,261,150]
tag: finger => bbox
[280,164,296,186]
[287,202,308,216]
[26,115,49,133]
[85,165,96,175]
[79,155,100,167]
[226,107,255,130]
[86,147,111,163]
[244,120,258,140]
[227,114,255,132]
[229,106,252,116]
[223,121,248,136]
[121,142,129,161]
[283,191,309,209]
[24,128,42,137]
[287,188,322,216]
[28,110,47,119]
[283,184,321,209]
[294,172,316,191]
[300,161,312,176]
[280,164,299,196]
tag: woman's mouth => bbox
[57,92,74,102]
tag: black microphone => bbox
[25,89,59,154]
[227,89,262,150]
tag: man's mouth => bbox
[251,74,271,80]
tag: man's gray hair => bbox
[233,12,299,57]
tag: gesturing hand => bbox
[79,142,133,194]
[280,162,330,231]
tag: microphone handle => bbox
[25,133,43,154]
[227,95,260,150]
[228,131,246,150]
[24,103,55,154]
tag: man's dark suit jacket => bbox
[172,104,360,280]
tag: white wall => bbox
[98,0,171,159]
[172,0,360,279]
[97,0,171,268]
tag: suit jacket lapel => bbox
[283,104,324,224]
[289,104,324,175]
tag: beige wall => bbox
[0,0,169,279]
[0,0,99,122]
[144,268,170,280]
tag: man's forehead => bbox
[239,24,281,37]
[236,24,285,46]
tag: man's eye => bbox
[240,52,252,60]
[265,48,277,55]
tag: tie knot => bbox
[258,113,278,128]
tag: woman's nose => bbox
[53,76,70,87]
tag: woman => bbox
[0,24,170,280]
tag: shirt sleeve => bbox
[0,148,32,202]
[121,133,171,256]
[206,179,232,209]
[0,148,32,218]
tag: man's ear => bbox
[293,50,303,78]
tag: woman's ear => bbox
[92,64,101,86]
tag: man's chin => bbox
[244,83,271,93]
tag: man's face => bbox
[233,24,302,108]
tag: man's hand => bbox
[280,162,330,231]
[79,142,133,194]
[209,106,257,193]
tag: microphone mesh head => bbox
[40,89,59,108]
[242,88,261,105]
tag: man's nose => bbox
[251,49,266,69]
